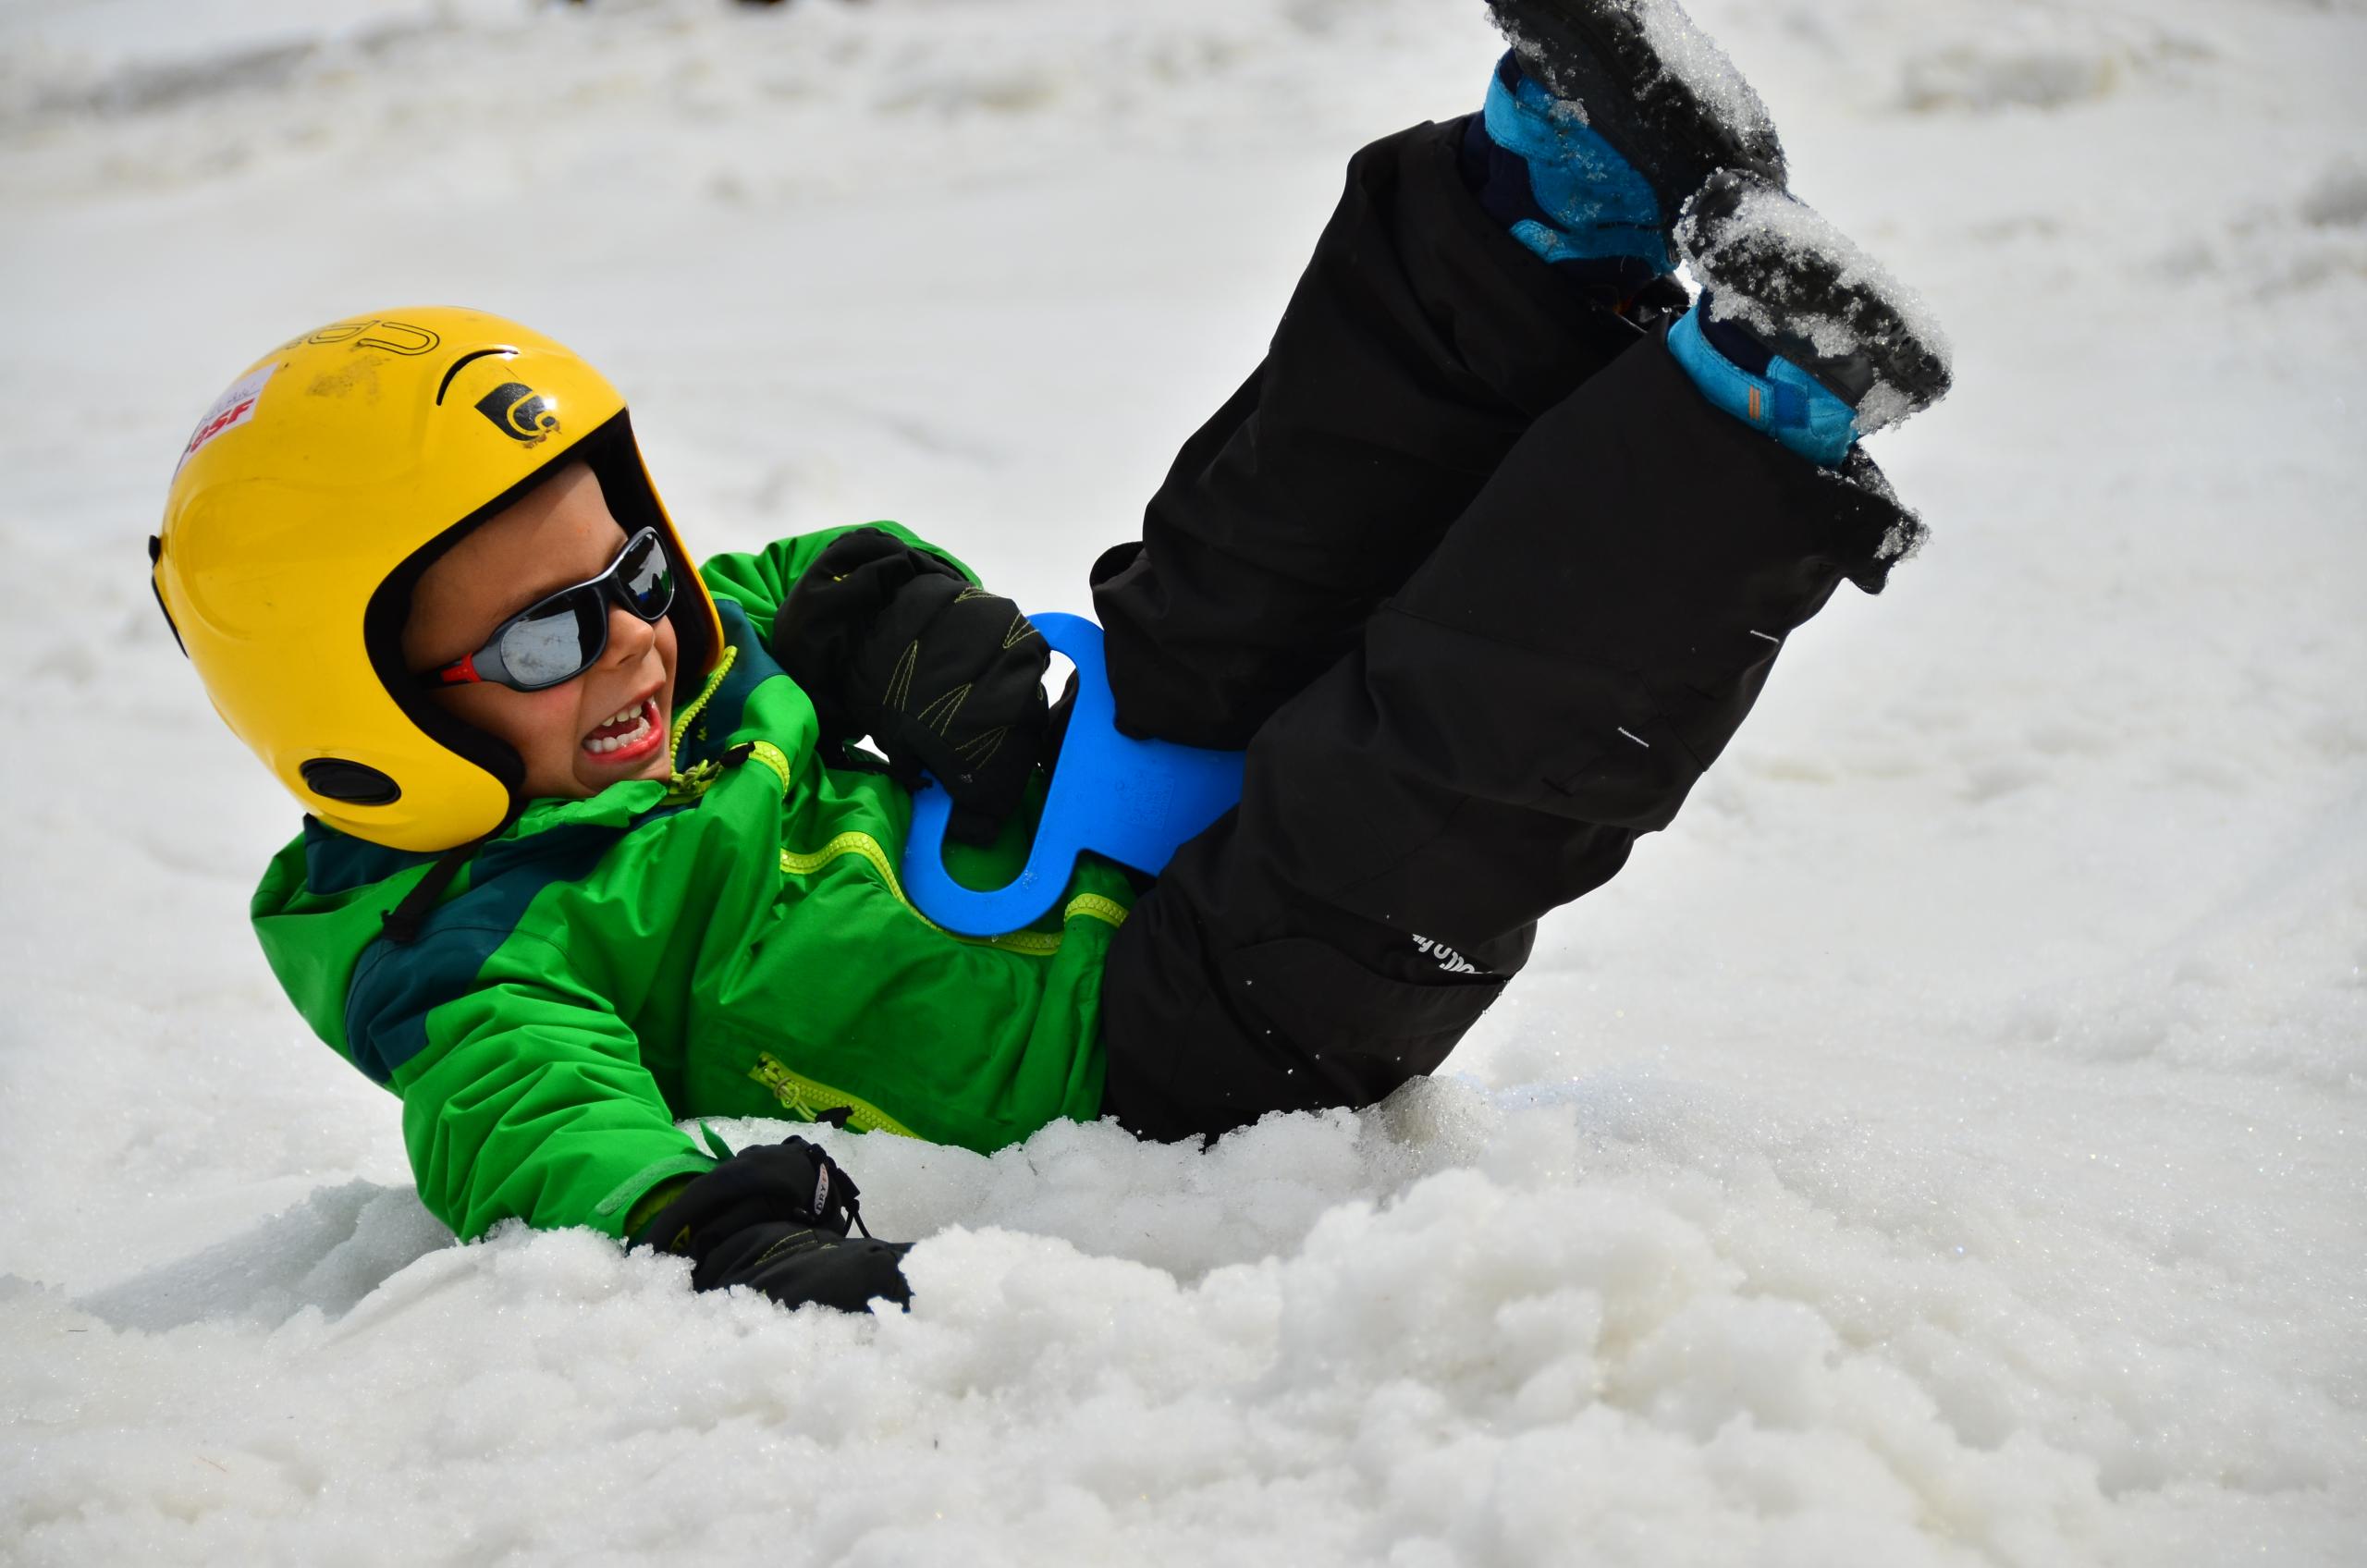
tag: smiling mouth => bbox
[582,696,665,764]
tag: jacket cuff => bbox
[590,1152,718,1241]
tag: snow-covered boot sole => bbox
[1482,0,1787,215]
[1674,170,1954,434]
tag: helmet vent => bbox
[301,758,402,806]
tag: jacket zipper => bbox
[668,644,741,773]
[748,1050,917,1137]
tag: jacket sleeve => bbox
[695,519,981,647]
[351,925,717,1243]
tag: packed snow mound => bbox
[75,1181,449,1333]
[7,1087,2354,1565]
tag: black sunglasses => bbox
[423,526,675,692]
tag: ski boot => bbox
[1673,169,1955,445]
[1481,0,1788,218]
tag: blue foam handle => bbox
[902,612,1246,937]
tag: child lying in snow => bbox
[150,0,1949,1315]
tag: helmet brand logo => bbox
[283,317,442,355]
[474,382,559,445]
[176,362,277,472]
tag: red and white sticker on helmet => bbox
[177,362,276,472]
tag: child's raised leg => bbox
[1098,170,1951,1146]
[1092,0,1787,752]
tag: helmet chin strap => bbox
[377,801,520,945]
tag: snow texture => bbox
[5,0,2366,1564]
[1624,0,1779,153]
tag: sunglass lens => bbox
[619,532,674,620]
[498,592,604,689]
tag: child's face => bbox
[401,461,681,802]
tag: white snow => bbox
[1624,0,1780,156]
[4,0,2365,1563]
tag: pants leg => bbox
[1093,120,1918,1145]
[1090,117,1669,751]
[1099,330,1917,1143]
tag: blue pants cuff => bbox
[1665,304,1857,467]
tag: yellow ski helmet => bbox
[151,307,724,853]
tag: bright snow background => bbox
[3,0,2362,1562]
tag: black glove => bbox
[631,1136,914,1314]
[771,528,1050,845]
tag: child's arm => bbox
[696,519,980,643]
[703,522,1051,844]
[350,924,716,1242]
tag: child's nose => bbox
[605,601,657,665]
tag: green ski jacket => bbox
[251,522,1134,1243]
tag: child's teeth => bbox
[584,707,653,754]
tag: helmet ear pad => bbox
[361,410,710,824]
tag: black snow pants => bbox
[1091,119,1919,1145]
